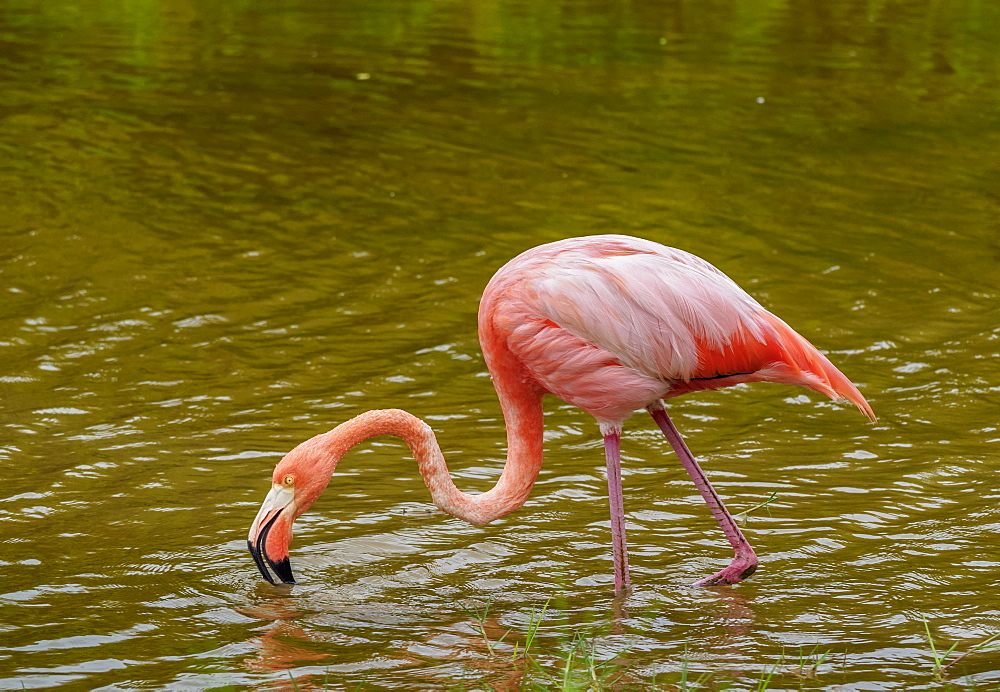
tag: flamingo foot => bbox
[693,554,758,587]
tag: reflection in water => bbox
[0,0,998,688]
[239,595,521,688]
[238,586,760,689]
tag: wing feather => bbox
[529,247,767,382]
[483,234,874,423]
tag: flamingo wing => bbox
[530,243,767,381]
[488,235,874,422]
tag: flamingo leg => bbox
[602,429,631,592]
[646,404,758,586]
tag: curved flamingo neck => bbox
[304,393,544,526]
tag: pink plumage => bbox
[481,234,874,425]
[249,234,874,591]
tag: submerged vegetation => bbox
[268,603,999,690]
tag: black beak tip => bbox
[249,508,295,586]
[269,557,296,585]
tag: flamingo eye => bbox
[282,474,295,487]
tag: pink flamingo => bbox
[249,235,874,591]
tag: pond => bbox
[1,0,998,689]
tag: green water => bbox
[1,0,998,689]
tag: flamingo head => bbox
[247,445,333,585]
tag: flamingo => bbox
[248,234,874,591]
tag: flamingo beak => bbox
[247,485,298,585]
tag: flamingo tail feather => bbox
[758,313,876,422]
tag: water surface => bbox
[1,0,999,689]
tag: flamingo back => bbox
[480,235,874,424]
